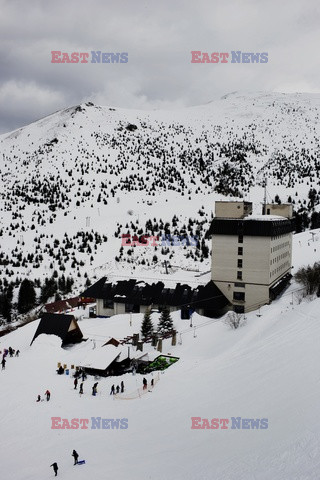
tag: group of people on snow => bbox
[1,346,20,370]
[36,390,50,402]
[50,450,80,476]
[110,380,124,395]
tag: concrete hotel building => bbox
[210,201,294,313]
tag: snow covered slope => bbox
[0,228,320,479]
[1,91,320,295]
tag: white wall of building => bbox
[211,229,292,312]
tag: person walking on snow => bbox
[72,450,79,465]
[45,390,50,401]
[15,350,20,357]
[79,383,83,394]
[121,381,124,393]
[116,385,120,394]
[74,378,78,390]
[143,377,147,390]
[36,395,41,402]
[110,385,115,395]
[1,358,6,370]
[50,462,58,476]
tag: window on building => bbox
[237,259,243,268]
[234,305,245,313]
[238,234,243,243]
[125,303,140,313]
[103,299,114,309]
[233,291,245,301]
[237,271,243,280]
[238,247,243,255]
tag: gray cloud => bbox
[0,0,319,133]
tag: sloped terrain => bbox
[0,228,320,479]
[1,91,320,314]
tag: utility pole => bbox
[262,178,267,215]
[164,260,168,275]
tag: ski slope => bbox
[1,91,320,295]
[0,229,320,479]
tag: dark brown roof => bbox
[30,313,83,346]
[45,296,80,314]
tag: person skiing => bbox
[93,382,98,395]
[1,358,6,370]
[36,395,41,402]
[110,384,115,395]
[92,385,96,396]
[143,377,147,390]
[50,462,58,476]
[72,450,79,465]
[79,383,83,395]
[45,390,51,401]
[74,378,78,390]
[121,381,124,393]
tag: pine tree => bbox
[65,277,74,294]
[18,279,36,314]
[2,294,12,322]
[40,277,57,304]
[158,306,173,333]
[141,308,153,339]
[0,288,12,322]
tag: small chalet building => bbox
[30,313,83,346]
[80,343,131,377]
[81,278,229,318]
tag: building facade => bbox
[211,201,294,313]
[82,278,229,319]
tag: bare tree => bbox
[295,262,320,296]
[223,311,246,330]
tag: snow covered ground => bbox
[1,228,320,479]
[1,91,320,294]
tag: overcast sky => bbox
[0,0,319,133]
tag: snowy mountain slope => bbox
[1,91,320,308]
[0,229,320,479]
